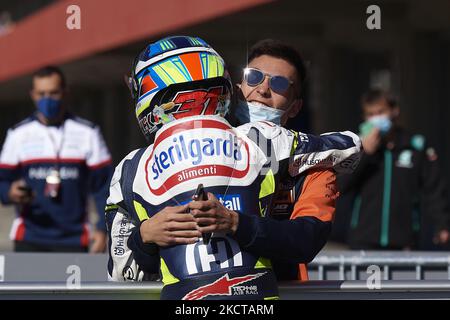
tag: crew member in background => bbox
[339,89,450,250]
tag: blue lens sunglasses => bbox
[243,67,293,94]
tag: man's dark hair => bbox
[32,65,66,89]
[361,88,397,108]
[247,39,306,96]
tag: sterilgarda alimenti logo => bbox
[145,117,253,200]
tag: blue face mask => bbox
[37,97,62,119]
[234,100,285,125]
[368,114,392,134]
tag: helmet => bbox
[129,35,232,143]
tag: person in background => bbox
[339,89,450,250]
[0,66,113,252]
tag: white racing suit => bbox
[106,115,361,299]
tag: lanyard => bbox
[45,123,66,169]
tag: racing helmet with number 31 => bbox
[128,35,232,143]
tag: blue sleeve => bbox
[289,131,361,176]
[127,223,160,274]
[234,214,332,263]
[294,132,358,155]
[89,164,113,232]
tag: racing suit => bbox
[106,115,361,299]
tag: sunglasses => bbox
[243,67,293,94]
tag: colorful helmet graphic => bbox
[129,35,232,143]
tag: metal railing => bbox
[2,281,450,299]
[2,251,450,282]
[1,251,450,299]
[308,251,450,281]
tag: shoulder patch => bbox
[107,148,143,206]
[411,134,425,151]
[116,148,143,176]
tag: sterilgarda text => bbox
[151,133,242,180]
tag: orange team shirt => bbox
[291,168,339,280]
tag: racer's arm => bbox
[237,169,336,263]
[192,124,357,263]
[112,204,202,280]
[107,150,201,280]
[137,205,200,247]
[192,169,337,263]
[106,151,155,281]
[241,122,361,177]
[112,205,202,281]
[106,204,161,281]
[288,130,362,176]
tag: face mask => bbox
[234,100,285,125]
[367,114,392,135]
[37,97,62,119]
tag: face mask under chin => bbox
[234,100,287,125]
